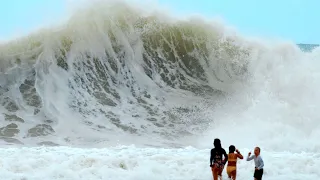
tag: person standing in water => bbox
[246,147,264,180]
[226,145,243,180]
[210,138,228,180]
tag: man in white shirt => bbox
[247,147,264,180]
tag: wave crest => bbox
[0,1,319,151]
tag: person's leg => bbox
[226,167,232,179]
[211,165,219,180]
[218,165,224,180]
[211,167,215,180]
[227,166,236,180]
[211,167,214,180]
[253,169,263,180]
[214,168,219,180]
[230,170,236,180]
[259,169,263,180]
[227,172,231,179]
[253,169,257,180]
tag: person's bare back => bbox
[226,145,243,180]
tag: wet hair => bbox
[229,145,235,153]
[213,138,221,149]
[255,147,261,152]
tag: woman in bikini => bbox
[226,145,243,180]
[210,138,228,180]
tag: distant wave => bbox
[297,44,319,52]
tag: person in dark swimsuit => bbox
[210,138,228,180]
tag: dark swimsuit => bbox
[210,148,228,171]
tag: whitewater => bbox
[0,0,319,179]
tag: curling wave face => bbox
[0,1,319,153]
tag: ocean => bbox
[0,1,319,179]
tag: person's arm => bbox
[236,149,243,159]
[223,149,228,164]
[210,149,213,166]
[246,152,254,161]
[256,156,264,170]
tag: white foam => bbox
[0,146,318,180]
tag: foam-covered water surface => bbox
[0,146,319,180]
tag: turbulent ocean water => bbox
[0,1,319,179]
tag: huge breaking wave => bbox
[0,1,319,152]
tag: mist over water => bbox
[0,0,319,153]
